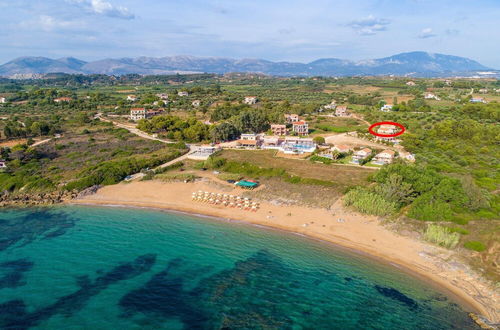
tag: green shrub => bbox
[309,155,332,164]
[156,173,198,182]
[218,173,243,181]
[423,224,460,249]
[446,226,469,235]
[154,162,184,174]
[407,193,453,221]
[343,188,397,216]
[463,241,487,252]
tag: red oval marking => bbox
[368,121,406,137]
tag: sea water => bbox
[0,206,478,329]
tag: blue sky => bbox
[0,0,499,67]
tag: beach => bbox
[70,179,500,324]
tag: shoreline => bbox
[68,180,499,325]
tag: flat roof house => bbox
[261,136,284,149]
[192,100,201,107]
[0,159,7,169]
[323,101,336,110]
[237,133,262,149]
[292,121,309,136]
[424,93,440,101]
[470,97,486,103]
[284,114,300,123]
[54,97,72,103]
[127,95,137,101]
[270,124,287,136]
[130,108,147,121]
[156,93,169,100]
[188,145,220,160]
[178,91,189,97]
[335,106,349,117]
[237,139,261,149]
[380,104,393,112]
[243,96,258,105]
[406,81,416,86]
[372,149,396,165]
[282,137,316,154]
[0,97,6,103]
[351,148,372,164]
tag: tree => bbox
[313,136,325,145]
[30,122,42,137]
[211,122,240,142]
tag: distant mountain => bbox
[0,52,494,77]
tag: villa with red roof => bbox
[292,121,309,136]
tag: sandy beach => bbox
[70,179,499,324]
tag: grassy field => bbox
[307,116,368,134]
[218,149,373,188]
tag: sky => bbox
[0,0,499,68]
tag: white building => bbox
[351,148,372,164]
[380,104,393,112]
[470,97,486,104]
[292,121,309,136]
[127,95,137,102]
[192,100,201,107]
[178,91,189,97]
[237,133,262,148]
[243,96,258,105]
[376,124,400,143]
[0,97,6,103]
[0,160,7,169]
[156,93,169,100]
[424,93,440,101]
[282,137,316,154]
[335,105,349,117]
[406,81,416,86]
[285,114,300,123]
[130,108,146,121]
[372,150,396,165]
[323,100,337,110]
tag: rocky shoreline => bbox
[0,185,101,207]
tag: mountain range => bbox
[0,52,496,78]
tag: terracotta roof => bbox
[380,149,395,156]
[131,108,146,111]
[237,139,258,145]
[293,121,307,125]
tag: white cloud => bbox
[21,15,83,32]
[418,28,437,39]
[347,15,390,36]
[69,0,134,19]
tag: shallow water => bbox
[0,206,478,329]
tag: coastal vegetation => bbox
[0,73,498,281]
[423,224,460,249]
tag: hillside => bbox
[0,52,494,77]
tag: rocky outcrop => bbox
[0,190,79,207]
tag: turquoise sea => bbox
[0,206,478,329]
